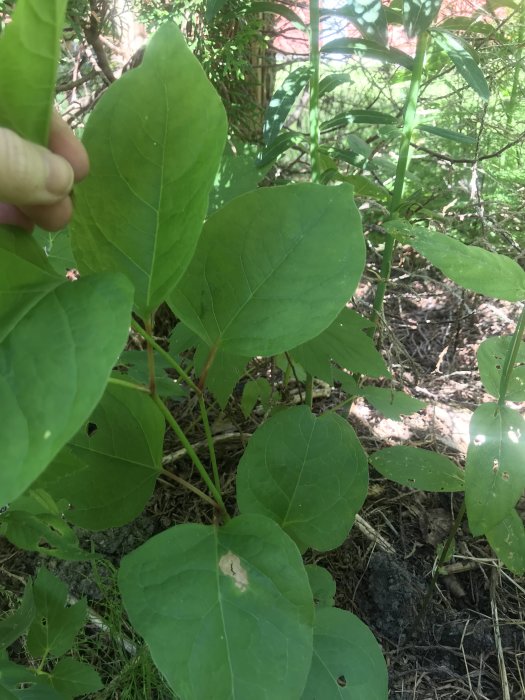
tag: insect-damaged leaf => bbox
[466,403,525,535]
[236,406,368,552]
[168,184,365,357]
[119,515,314,700]
[72,23,227,319]
[477,336,525,402]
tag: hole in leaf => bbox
[502,471,510,481]
[337,675,347,687]
[86,422,98,437]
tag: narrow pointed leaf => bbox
[431,29,490,101]
[320,109,397,133]
[321,38,414,70]
[321,0,388,45]
[237,407,369,552]
[395,226,525,301]
[403,0,443,38]
[0,270,133,504]
[168,184,365,357]
[257,131,305,167]
[119,515,314,700]
[301,607,388,699]
[319,72,353,97]
[72,23,227,318]
[247,2,306,29]
[416,124,476,144]
[36,384,164,530]
[264,66,310,146]
[477,336,525,402]
[466,404,525,535]
[485,509,525,575]
[361,387,426,420]
[370,446,465,491]
[0,0,67,143]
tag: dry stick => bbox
[159,472,217,509]
[490,567,511,700]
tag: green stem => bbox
[152,394,229,520]
[131,318,199,394]
[498,305,525,406]
[199,395,221,493]
[370,31,429,330]
[107,376,150,393]
[309,0,321,183]
[505,1,525,133]
[305,373,313,409]
[161,468,219,509]
[145,317,156,395]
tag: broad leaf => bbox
[292,307,390,382]
[320,109,397,133]
[477,336,525,402]
[466,404,525,535]
[305,565,336,608]
[301,607,388,699]
[321,0,388,45]
[116,350,186,400]
[0,269,133,504]
[403,0,443,38]
[361,387,426,420]
[416,124,476,144]
[0,584,35,650]
[36,384,164,530]
[33,228,76,278]
[168,184,365,357]
[370,446,465,491]
[241,378,272,417]
[0,0,67,143]
[236,406,369,552]
[431,29,490,101]
[485,509,525,575]
[321,38,414,70]
[264,66,310,146]
[26,569,86,659]
[48,659,103,698]
[72,23,227,319]
[119,515,314,700]
[209,152,267,215]
[394,225,525,301]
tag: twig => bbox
[490,567,511,700]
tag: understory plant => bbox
[0,0,524,698]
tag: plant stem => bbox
[131,318,199,394]
[370,31,429,330]
[161,469,218,509]
[145,317,156,395]
[498,305,525,406]
[152,394,229,520]
[199,395,221,493]
[415,499,466,629]
[305,373,313,409]
[107,376,150,393]
[309,0,321,183]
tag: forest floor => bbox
[1,264,524,700]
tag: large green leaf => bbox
[26,569,86,659]
[119,514,314,700]
[485,509,525,575]
[48,659,103,698]
[72,23,227,319]
[477,336,525,402]
[301,607,387,699]
[263,66,310,147]
[394,225,525,301]
[321,0,388,45]
[431,29,490,101]
[168,184,365,357]
[321,38,414,70]
[370,446,465,491]
[466,404,525,535]
[403,0,443,38]
[35,384,164,530]
[0,268,133,504]
[236,406,369,552]
[0,0,67,144]
[292,307,390,382]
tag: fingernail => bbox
[45,152,74,197]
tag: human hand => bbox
[0,111,89,232]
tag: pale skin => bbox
[0,111,89,232]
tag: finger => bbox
[0,127,74,206]
[0,202,34,231]
[20,196,73,232]
[48,111,89,182]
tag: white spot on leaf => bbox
[219,552,248,592]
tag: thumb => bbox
[0,127,74,206]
